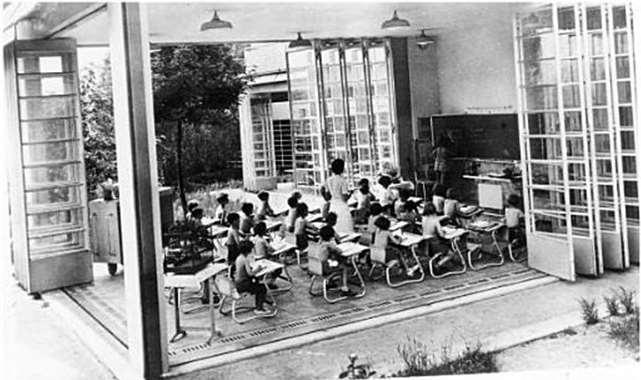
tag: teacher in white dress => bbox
[321,159,355,234]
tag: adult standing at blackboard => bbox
[433,130,455,186]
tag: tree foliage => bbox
[79,57,117,199]
[152,44,249,215]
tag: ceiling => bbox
[47,2,535,46]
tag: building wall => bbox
[435,11,518,114]
[407,36,440,138]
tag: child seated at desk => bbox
[432,183,446,214]
[185,199,199,222]
[378,175,397,216]
[325,212,342,243]
[256,191,276,220]
[395,188,419,223]
[284,195,299,233]
[239,202,255,236]
[373,216,415,276]
[362,203,383,245]
[252,222,281,289]
[215,193,230,225]
[504,194,525,246]
[353,178,375,224]
[234,240,271,315]
[443,188,464,226]
[294,203,310,251]
[318,226,355,297]
[225,213,242,271]
[421,203,451,257]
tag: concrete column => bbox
[109,3,168,378]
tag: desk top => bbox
[337,242,369,257]
[441,226,468,240]
[306,214,323,223]
[253,259,285,277]
[339,232,362,243]
[164,263,228,288]
[209,225,228,238]
[270,240,296,255]
[468,220,504,233]
[390,220,409,232]
[391,231,426,247]
[265,220,283,231]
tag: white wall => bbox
[435,5,521,114]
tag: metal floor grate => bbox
[167,266,547,360]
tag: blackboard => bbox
[430,114,520,160]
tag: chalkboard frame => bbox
[430,113,520,160]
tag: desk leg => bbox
[170,288,187,343]
[350,256,366,298]
[207,277,222,345]
[261,274,279,317]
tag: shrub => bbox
[603,294,621,317]
[608,305,640,352]
[579,297,599,325]
[394,338,497,376]
[616,286,637,315]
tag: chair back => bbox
[307,243,324,276]
[370,246,387,264]
[214,274,241,299]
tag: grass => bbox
[603,294,621,317]
[607,305,639,352]
[616,286,637,315]
[578,297,599,325]
[393,338,497,377]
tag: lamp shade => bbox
[200,10,233,30]
[289,32,312,48]
[381,10,410,30]
[417,30,436,48]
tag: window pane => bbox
[530,163,563,185]
[558,34,578,57]
[617,81,631,103]
[616,57,630,78]
[522,35,555,60]
[568,163,586,182]
[590,58,605,81]
[533,189,565,211]
[621,131,635,151]
[25,186,80,207]
[591,83,607,106]
[622,156,637,174]
[619,107,633,126]
[22,141,79,165]
[524,60,556,85]
[528,112,559,134]
[614,32,628,54]
[533,213,567,234]
[561,59,578,83]
[592,108,608,130]
[626,206,639,222]
[520,9,553,36]
[624,181,638,201]
[612,6,627,29]
[564,111,582,132]
[18,74,75,97]
[19,96,75,120]
[17,55,73,74]
[28,208,81,230]
[529,137,562,160]
[587,33,603,55]
[562,85,580,108]
[557,7,575,30]
[596,159,612,178]
[566,137,584,158]
[29,231,82,254]
[586,7,602,30]
[21,119,76,143]
[594,135,610,154]
[526,86,557,110]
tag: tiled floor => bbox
[63,256,542,367]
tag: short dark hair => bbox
[423,202,437,216]
[216,193,229,203]
[292,191,302,200]
[227,212,240,225]
[369,202,383,216]
[287,195,299,208]
[187,200,199,212]
[254,222,267,236]
[507,193,521,208]
[257,191,269,201]
[238,240,254,255]
[358,178,369,187]
[445,188,456,199]
[374,215,391,230]
[433,183,446,197]
[191,208,204,218]
[241,202,254,215]
[326,212,337,226]
[378,175,392,188]
[296,202,309,216]
[399,187,411,201]
[331,159,345,175]
[319,225,335,241]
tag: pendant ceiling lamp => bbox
[289,32,312,48]
[381,10,410,30]
[201,10,233,31]
[416,29,436,49]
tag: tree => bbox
[151,45,249,217]
[79,57,117,199]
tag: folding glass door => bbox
[287,47,325,189]
[250,96,276,179]
[607,3,639,264]
[4,39,92,292]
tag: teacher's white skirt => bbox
[330,200,354,234]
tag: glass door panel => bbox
[250,97,275,178]
[367,43,395,172]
